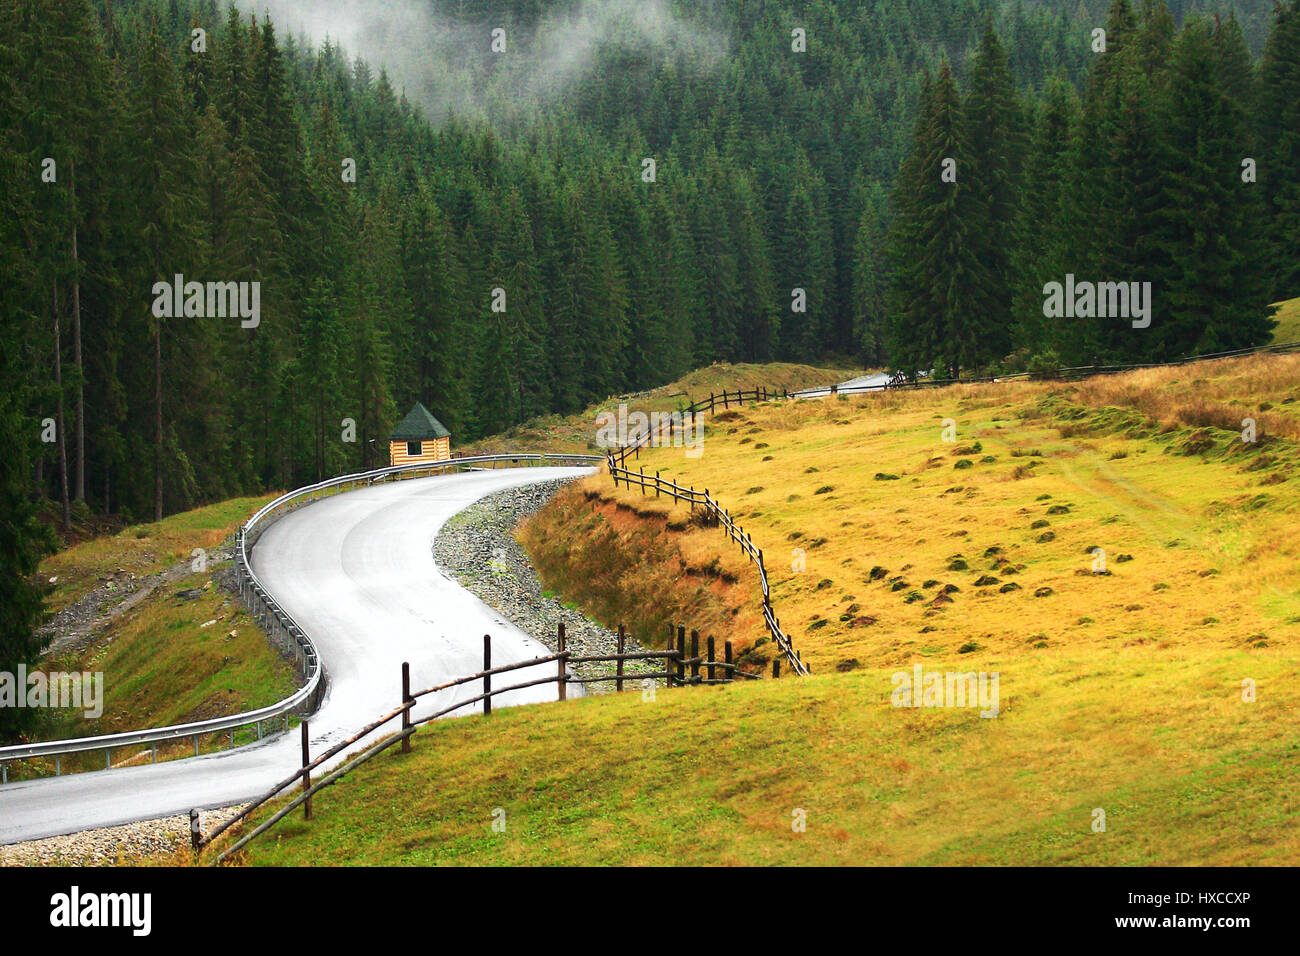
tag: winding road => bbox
[793,371,891,398]
[0,465,593,845]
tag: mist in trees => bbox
[1,0,1295,703]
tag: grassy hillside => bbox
[1271,295,1300,344]
[8,496,297,779]
[589,351,1299,672]
[40,495,276,613]
[233,645,1297,866]
[454,362,856,457]
[220,352,1299,866]
[517,488,767,660]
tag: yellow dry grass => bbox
[518,486,767,657]
[197,355,1300,867]
[610,359,1298,674]
[455,361,855,457]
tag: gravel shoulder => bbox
[433,478,663,692]
[0,806,244,866]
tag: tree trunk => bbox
[71,161,85,503]
[54,284,71,531]
[154,317,163,522]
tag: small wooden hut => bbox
[388,402,451,467]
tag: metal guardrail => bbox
[0,452,602,784]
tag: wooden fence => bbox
[603,383,811,677]
[605,456,810,678]
[608,385,782,471]
[193,621,754,862]
[600,338,1300,678]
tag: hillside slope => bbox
[235,648,1297,866]
[6,496,296,779]
[228,354,1299,866]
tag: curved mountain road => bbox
[793,371,890,398]
[0,465,593,845]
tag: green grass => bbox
[1270,295,1300,344]
[12,581,298,778]
[9,498,297,779]
[39,494,277,613]
[225,354,1300,866]
[235,649,1298,866]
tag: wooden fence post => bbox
[483,634,492,715]
[772,659,781,679]
[724,641,733,682]
[617,624,626,693]
[707,635,715,683]
[401,662,412,753]
[557,622,567,702]
[300,721,312,820]
[677,625,687,685]
[665,624,675,688]
[639,466,645,494]
[655,471,660,498]
[690,630,700,683]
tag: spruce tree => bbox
[1157,19,1273,355]
[1258,0,1300,301]
[962,20,1024,365]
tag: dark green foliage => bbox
[0,0,1292,699]
[890,0,1282,373]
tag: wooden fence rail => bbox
[197,621,752,862]
[608,452,810,677]
[601,383,810,677]
[603,342,1300,659]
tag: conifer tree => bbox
[1157,18,1273,354]
[1258,0,1300,300]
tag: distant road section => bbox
[793,371,891,398]
[0,466,593,844]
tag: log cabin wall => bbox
[388,436,451,467]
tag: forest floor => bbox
[223,350,1298,866]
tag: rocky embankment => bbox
[0,806,244,866]
[433,479,662,692]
